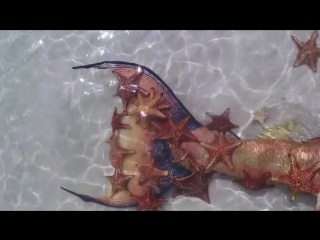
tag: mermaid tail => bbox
[61,61,196,210]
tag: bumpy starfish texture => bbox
[112,67,149,113]
[233,170,274,191]
[107,130,135,171]
[128,88,170,129]
[133,187,168,211]
[136,159,169,186]
[200,132,242,170]
[110,107,131,133]
[205,108,239,134]
[171,165,211,204]
[271,153,320,201]
[152,115,198,148]
[252,106,269,126]
[105,170,134,198]
[291,30,320,73]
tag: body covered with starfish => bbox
[61,31,320,211]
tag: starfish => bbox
[136,159,169,186]
[133,187,168,211]
[128,88,170,129]
[205,108,239,134]
[152,115,198,148]
[271,153,320,201]
[291,30,320,72]
[105,170,134,198]
[112,67,149,113]
[110,107,131,133]
[200,132,242,170]
[171,164,211,204]
[233,170,274,191]
[252,106,269,126]
[107,130,135,171]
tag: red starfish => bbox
[200,132,242,170]
[110,107,131,133]
[107,130,135,171]
[233,170,274,191]
[112,68,148,112]
[152,115,198,148]
[291,30,320,72]
[105,170,134,198]
[133,187,168,211]
[136,159,168,186]
[271,153,320,201]
[171,164,211,204]
[205,108,239,134]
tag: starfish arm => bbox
[151,168,169,177]
[177,115,191,131]
[167,117,178,131]
[158,104,171,110]
[222,108,230,118]
[146,94,163,108]
[112,71,126,85]
[223,155,235,170]
[271,175,293,186]
[128,69,144,84]
[301,162,320,182]
[291,35,303,49]
[206,154,219,170]
[307,54,318,72]
[309,30,319,49]
[145,108,167,119]
[205,112,215,118]
[289,154,301,179]
[137,91,144,106]
[196,187,211,204]
[182,131,198,142]
[301,182,320,196]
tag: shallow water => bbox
[0,30,319,210]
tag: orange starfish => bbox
[172,148,198,171]
[152,115,198,148]
[128,88,170,129]
[271,153,320,201]
[133,187,168,211]
[171,163,211,204]
[105,170,134,198]
[291,30,320,72]
[110,107,131,133]
[112,68,148,112]
[200,132,242,170]
[107,130,135,171]
[136,159,169,186]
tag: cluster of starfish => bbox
[103,68,255,210]
[107,73,320,209]
[65,30,320,210]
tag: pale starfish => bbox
[252,106,269,126]
[128,88,170,128]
